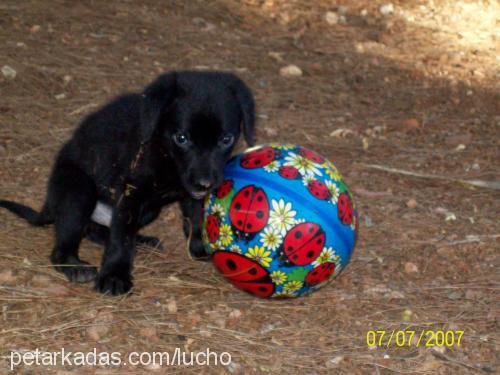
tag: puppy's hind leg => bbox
[49,165,98,283]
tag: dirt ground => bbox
[0,0,499,373]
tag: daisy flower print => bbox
[269,199,297,235]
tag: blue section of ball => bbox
[202,144,358,298]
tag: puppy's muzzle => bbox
[190,179,213,200]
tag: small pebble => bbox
[362,137,370,150]
[404,262,419,273]
[406,198,418,209]
[226,361,241,374]
[327,356,344,367]
[280,65,302,77]
[402,118,420,131]
[437,246,455,257]
[362,214,373,228]
[432,346,446,355]
[387,290,405,299]
[337,6,348,15]
[268,51,284,62]
[264,127,278,137]
[402,309,412,321]
[444,212,457,221]
[258,80,268,88]
[145,363,162,371]
[86,324,109,341]
[325,11,339,25]
[229,309,242,320]
[30,25,41,33]
[260,323,276,334]
[166,298,177,313]
[380,3,395,16]
[447,291,462,300]
[1,65,17,79]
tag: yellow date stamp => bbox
[366,330,464,349]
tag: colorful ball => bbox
[202,144,358,298]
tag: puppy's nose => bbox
[196,179,212,189]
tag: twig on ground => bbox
[360,163,500,191]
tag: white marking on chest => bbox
[91,201,112,227]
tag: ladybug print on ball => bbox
[240,146,277,169]
[305,262,335,286]
[278,222,325,266]
[229,185,269,241]
[205,214,220,243]
[212,251,274,297]
[299,147,325,164]
[216,179,233,199]
[307,180,331,200]
[279,166,300,179]
[337,192,354,225]
[203,144,358,298]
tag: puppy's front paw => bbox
[64,263,98,283]
[95,270,133,296]
[51,256,97,283]
[189,238,210,261]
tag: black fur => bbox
[0,70,255,295]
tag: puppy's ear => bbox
[140,72,178,143]
[232,78,256,146]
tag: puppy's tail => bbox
[0,200,54,226]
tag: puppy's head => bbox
[140,71,255,199]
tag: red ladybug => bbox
[216,179,233,199]
[229,185,269,241]
[231,280,275,298]
[205,214,220,243]
[279,165,300,179]
[299,148,325,163]
[240,146,277,169]
[305,262,335,285]
[212,251,274,297]
[338,193,353,225]
[278,222,325,266]
[307,180,331,200]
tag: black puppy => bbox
[0,71,255,295]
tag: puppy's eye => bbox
[173,133,189,146]
[219,134,234,147]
